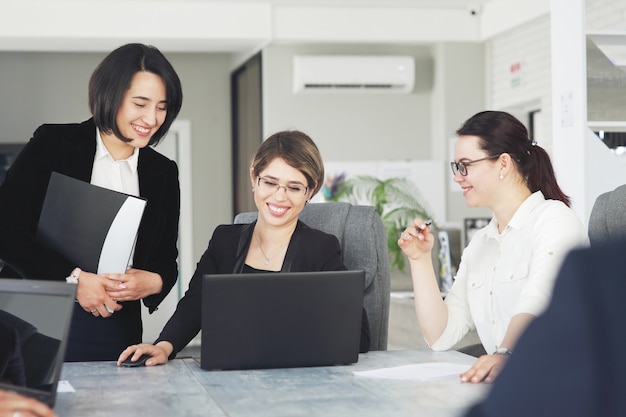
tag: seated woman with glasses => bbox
[117,130,370,366]
[398,110,587,384]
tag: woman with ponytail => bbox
[398,110,587,384]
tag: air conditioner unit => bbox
[293,55,415,94]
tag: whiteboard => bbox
[315,160,446,223]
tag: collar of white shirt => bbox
[95,128,139,174]
[485,191,546,238]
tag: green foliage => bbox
[341,176,436,272]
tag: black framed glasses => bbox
[450,155,501,176]
[257,176,309,197]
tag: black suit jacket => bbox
[464,239,626,417]
[157,220,371,355]
[0,119,180,361]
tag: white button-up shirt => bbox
[430,191,588,353]
[91,129,140,197]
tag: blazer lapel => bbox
[233,222,255,273]
[281,222,302,273]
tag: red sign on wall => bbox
[510,61,522,88]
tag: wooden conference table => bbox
[55,350,490,417]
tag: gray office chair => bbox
[588,184,626,246]
[234,201,391,350]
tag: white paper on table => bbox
[57,380,75,392]
[353,362,469,382]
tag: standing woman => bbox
[118,130,370,367]
[0,43,183,361]
[399,110,587,383]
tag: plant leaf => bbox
[340,175,437,272]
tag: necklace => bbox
[253,232,288,265]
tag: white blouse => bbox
[91,129,139,197]
[430,191,588,353]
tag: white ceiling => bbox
[77,0,496,6]
[0,0,542,53]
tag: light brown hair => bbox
[251,130,324,197]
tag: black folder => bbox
[36,172,147,274]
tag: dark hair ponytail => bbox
[524,145,570,206]
[456,111,571,207]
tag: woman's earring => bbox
[499,173,504,180]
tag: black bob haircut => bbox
[88,43,183,146]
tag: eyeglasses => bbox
[257,176,309,197]
[450,155,500,176]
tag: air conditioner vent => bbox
[293,55,415,94]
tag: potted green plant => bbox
[339,175,436,272]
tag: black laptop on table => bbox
[0,278,76,407]
[201,270,365,371]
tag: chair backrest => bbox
[234,201,391,350]
[588,184,626,246]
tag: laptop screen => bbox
[0,279,76,407]
[201,270,365,371]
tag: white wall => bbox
[262,42,489,225]
[586,0,626,29]
[484,1,626,227]
[581,0,626,218]
[487,15,552,152]
[262,44,434,161]
[430,42,491,223]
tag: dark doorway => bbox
[231,52,263,218]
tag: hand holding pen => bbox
[398,219,434,261]
[400,220,432,241]
[415,220,432,235]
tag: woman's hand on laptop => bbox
[76,271,122,318]
[117,342,173,367]
[0,389,57,417]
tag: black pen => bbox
[415,220,432,234]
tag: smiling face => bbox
[250,157,312,229]
[103,71,167,158]
[453,135,501,208]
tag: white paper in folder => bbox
[97,196,146,273]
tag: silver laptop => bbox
[0,278,76,407]
[201,270,365,371]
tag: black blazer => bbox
[157,220,371,355]
[0,119,180,361]
[464,239,626,417]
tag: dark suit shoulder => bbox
[214,223,247,234]
[206,223,247,247]
[34,120,85,133]
[210,223,247,244]
[32,119,93,139]
[297,220,341,245]
[27,119,95,153]
[139,145,178,168]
